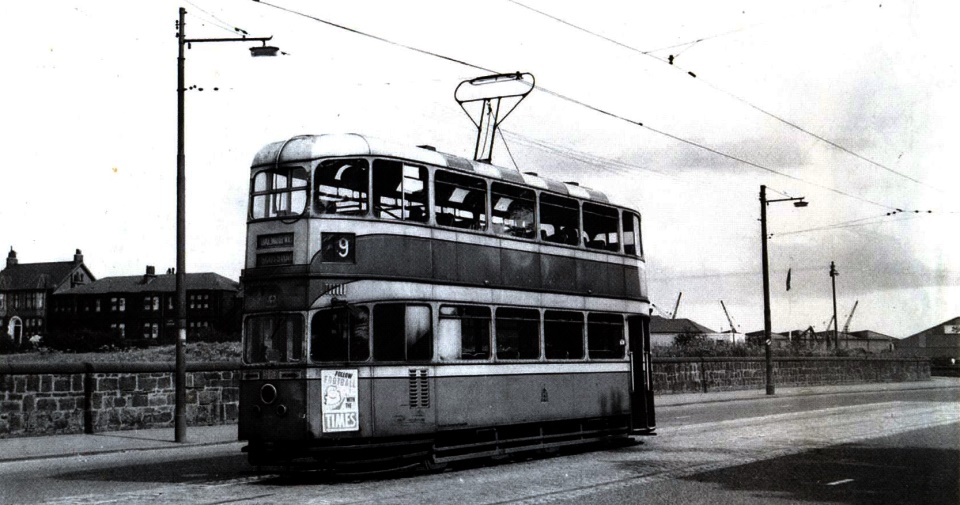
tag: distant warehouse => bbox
[896,317,960,361]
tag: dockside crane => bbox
[720,300,739,334]
[842,300,859,334]
[671,292,682,319]
[651,292,683,319]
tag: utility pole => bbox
[830,261,839,350]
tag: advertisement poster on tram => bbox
[320,369,359,432]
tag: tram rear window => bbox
[588,313,625,359]
[314,159,369,215]
[373,160,428,222]
[244,314,303,363]
[491,183,536,239]
[373,304,433,361]
[539,194,580,246]
[438,305,491,361]
[435,170,487,231]
[583,203,620,252]
[250,167,309,220]
[311,306,370,362]
[544,311,584,360]
[496,308,540,360]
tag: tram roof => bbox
[251,133,615,206]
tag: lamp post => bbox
[175,7,278,442]
[760,185,807,396]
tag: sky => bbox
[1,0,957,339]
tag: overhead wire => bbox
[505,0,938,193]
[253,0,905,212]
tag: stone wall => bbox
[0,362,238,438]
[652,357,931,394]
[0,357,932,437]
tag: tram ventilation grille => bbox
[408,368,430,408]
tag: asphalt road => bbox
[1,388,957,505]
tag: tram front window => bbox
[250,167,309,220]
[244,314,304,363]
[311,306,370,362]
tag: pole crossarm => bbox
[184,36,273,44]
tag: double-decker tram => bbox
[238,132,655,469]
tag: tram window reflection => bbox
[587,313,625,359]
[435,170,487,230]
[244,313,304,364]
[374,304,433,361]
[310,306,369,363]
[373,160,429,222]
[491,183,536,239]
[539,194,580,246]
[496,308,540,360]
[314,159,369,215]
[438,305,491,361]
[544,311,584,360]
[583,203,620,252]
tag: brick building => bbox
[0,248,95,346]
[48,266,240,345]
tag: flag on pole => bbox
[786,268,792,291]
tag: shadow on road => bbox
[54,454,255,484]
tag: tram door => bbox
[627,316,655,432]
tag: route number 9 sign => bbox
[321,233,355,263]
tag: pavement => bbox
[1,377,957,463]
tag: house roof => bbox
[649,316,717,334]
[60,272,238,295]
[0,261,84,291]
[846,330,895,341]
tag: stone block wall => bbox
[0,362,239,438]
[652,357,931,394]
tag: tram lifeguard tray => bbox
[455,72,535,163]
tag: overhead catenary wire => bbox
[253,0,909,213]
[504,0,938,194]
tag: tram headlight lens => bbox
[276,404,288,417]
[260,383,278,405]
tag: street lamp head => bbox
[250,45,280,57]
[793,200,809,208]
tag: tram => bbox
[238,132,655,468]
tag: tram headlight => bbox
[276,404,288,417]
[260,383,278,405]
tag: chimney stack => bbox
[73,249,84,264]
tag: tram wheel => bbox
[422,456,448,472]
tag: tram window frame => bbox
[495,307,541,360]
[310,305,370,363]
[539,193,581,246]
[544,311,585,360]
[434,170,488,231]
[438,305,491,361]
[313,158,370,216]
[490,182,537,240]
[587,313,626,359]
[372,159,429,222]
[373,304,433,362]
[622,211,643,257]
[250,166,309,220]
[243,313,304,364]
[583,203,621,252]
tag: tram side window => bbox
[587,313,625,359]
[539,194,580,246]
[544,311,584,360]
[438,305,491,361]
[373,304,433,361]
[314,159,369,215]
[622,211,643,257]
[496,308,540,360]
[372,160,428,222]
[435,170,487,230]
[583,203,620,252]
[250,167,309,219]
[310,306,370,362]
[244,314,303,363]
[491,183,536,239]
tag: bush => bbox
[42,328,128,353]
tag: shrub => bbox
[43,328,128,353]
